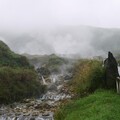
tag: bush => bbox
[69,60,105,94]
[0,67,46,103]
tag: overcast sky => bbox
[0,0,120,57]
[0,0,120,31]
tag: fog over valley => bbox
[1,26,120,58]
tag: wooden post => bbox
[118,79,120,93]
[116,79,118,93]
[116,77,120,94]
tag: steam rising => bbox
[1,26,120,58]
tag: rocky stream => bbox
[0,73,73,120]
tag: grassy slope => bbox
[55,89,120,120]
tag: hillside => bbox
[0,40,45,103]
[23,53,72,73]
[0,40,30,67]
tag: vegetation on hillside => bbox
[0,40,46,103]
[46,54,68,73]
[0,41,30,67]
[55,89,120,120]
[27,54,68,73]
[69,60,105,95]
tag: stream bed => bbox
[0,75,72,120]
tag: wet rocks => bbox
[42,112,50,116]
[64,74,73,80]
[0,88,72,119]
[48,84,57,92]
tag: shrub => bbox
[0,67,46,103]
[69,60,105,94]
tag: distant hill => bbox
[23,53,70,73]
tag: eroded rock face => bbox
[104,52,119,88]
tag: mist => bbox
[0,0,120,57]
[1,26,120,58]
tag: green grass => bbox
[55,89,120,120]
